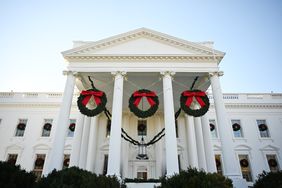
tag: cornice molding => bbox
[210,103,282,109]
[64,55,223,62]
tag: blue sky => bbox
[0,0,281,93]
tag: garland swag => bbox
[128,89,159,118]
[180,89,210,117]
[77,88,107,117]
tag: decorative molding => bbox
[160,71,175,77]
[209,71,224,77]
[210,103,282,109]
[62,28,225,57]
[64,55,223,62]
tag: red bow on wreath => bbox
[133,91,157,107]
[183,91,206,107]
[81,91,104,106]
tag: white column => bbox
[79,116,91,169]
[44,71,76,175]
[69,113,85,167]
[86,116,99,172]
[107,71,125,176]
[185,115,198,168]
[201,114,217,173]
[121,114,130,178]
[155,114,163,177]
[210,72,247,188]
[194,117,207,171]
[161,71,179,176]
[178,116,189,170]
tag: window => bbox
[137,171,147,180]
[178,154,181,171]
[232,120,243,138]
[15,119,27,137]
[63,154,70,169]
[239,155,252,182]
[175,120,179,138]
[33,154,46,181]
[209,120,218,138]
[266,155,280,172]
[106,120,111,138]
[137,120,147,136]
[42,119,53,137]
[67,119,76,137]
[7,154,18,165]
[103,154,108,175]
[257,120,270,138]
[215,154,223,175]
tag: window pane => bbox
[209,120,217,138]
[15,119,27,137]
[138,120,147,136]
[257,120,270,137]
[231,120,243,138]
[33,154,46,181]
[215,154,223,175]
[67,119,76,137]
[266,155,280,172]
[42,119,53,137]
[239,155,252,182]
[7,154,18,165]
[103,154,108,175]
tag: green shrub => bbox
[37,167,123,188]
[0,161,36,188]
[253,171,282,188]
[159,168,232,188]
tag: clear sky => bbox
[0,0,281,93]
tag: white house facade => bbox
[0,28,281,188]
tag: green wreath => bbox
[17,123,26,130]
[77,89,107,117]
[43,123,52,131]
[259,124,268,131]
[69,123,76,132]
[232,123,241,131]
[128,89,159,118]
[180,90,210,117]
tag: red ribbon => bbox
[81,90,104,106]
[183,91,206,107]
[133,91,157,107]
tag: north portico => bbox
[43,28,247,187]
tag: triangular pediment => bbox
[62,28,225,58]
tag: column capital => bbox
[209,71,224,77]
[111,71,126,77]
[63,70,78,77]
[160,71,175,77]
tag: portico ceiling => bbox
[76,72,210,112]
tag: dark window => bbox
[67,119,76,137]
[7,154,18,165]
[138,120,147,136]
[175,120,179,138]
[63,154,70,169]
[215,154,223,175]
[33,154,46,181]
[239,155,253,182]
[15,119,27,137]
[266,154,280,172]
[103,154,108,175]
[106,120,111,137]
[257,120,270,138]
[42,119,53,137]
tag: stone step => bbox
[126,182,161,188]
